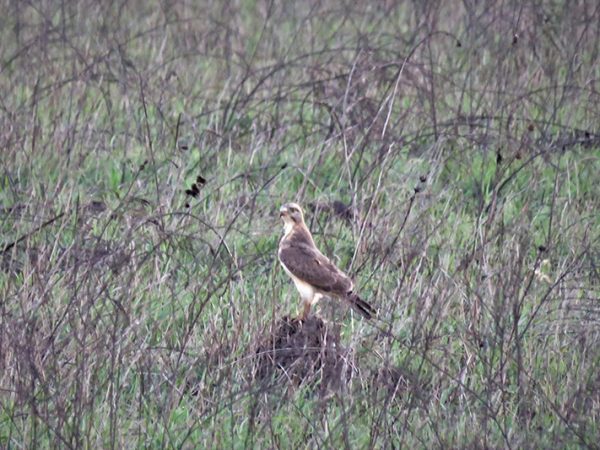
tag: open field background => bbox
[1,0,599,448]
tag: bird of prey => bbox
[278,202,376,320]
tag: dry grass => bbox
[1,0,599,448]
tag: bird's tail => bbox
[347,292,377,320]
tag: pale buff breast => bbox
[279,261,325,306]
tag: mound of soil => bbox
[254,315,354,393]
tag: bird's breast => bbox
[279,255,315,301]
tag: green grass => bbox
[1,1,600,449]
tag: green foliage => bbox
[1,1,599,449]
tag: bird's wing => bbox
[279,242,352,294]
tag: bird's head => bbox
[279,202,304,233]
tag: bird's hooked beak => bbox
[279,205,288,218]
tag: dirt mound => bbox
[253,315,355,393]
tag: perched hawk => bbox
[278,202,376,320]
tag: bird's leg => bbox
[300,300,312,321]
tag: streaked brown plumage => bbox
[278,202,376,320]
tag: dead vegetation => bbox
[253,315,354,396]
[1,0,599,448]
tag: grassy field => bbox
[1,1,599,448]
